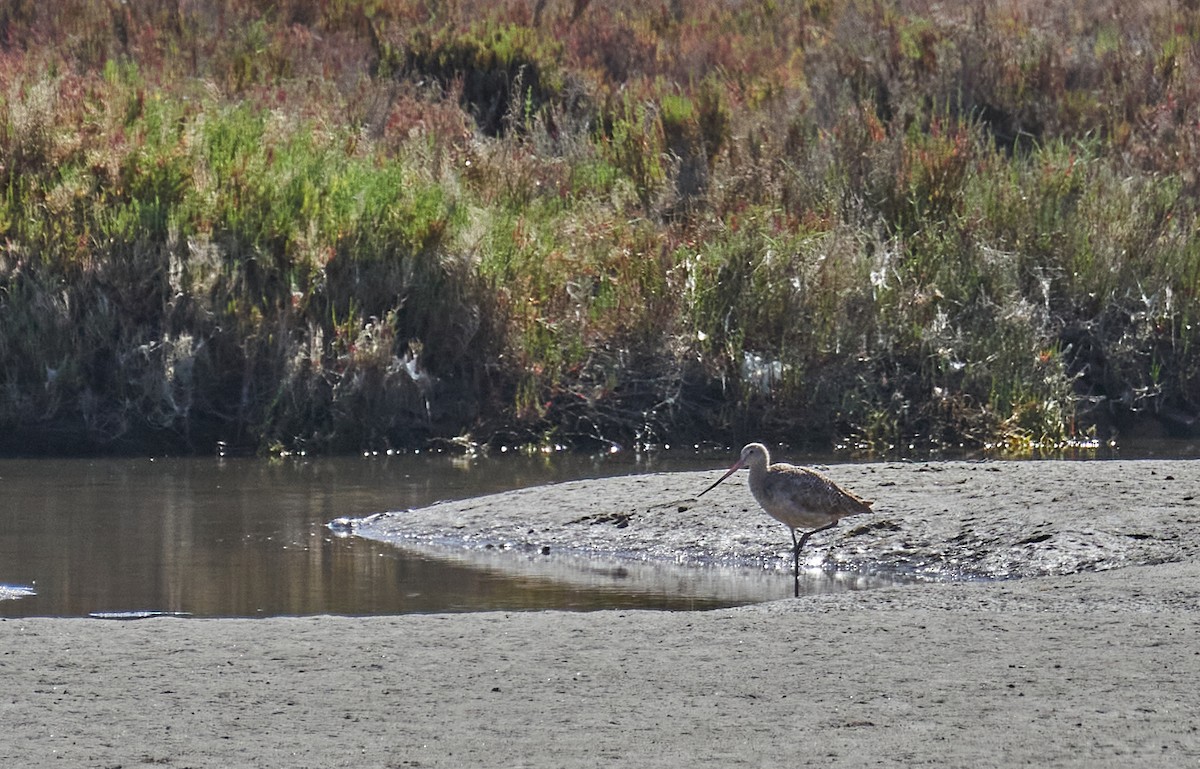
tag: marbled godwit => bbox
[698,443,873,597]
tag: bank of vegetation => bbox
[1,0,1198,456]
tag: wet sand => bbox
[4,459,1199,767]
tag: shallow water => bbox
[3,438,1193,618]
[0,451,878,618]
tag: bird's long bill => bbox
[697,459,744,497]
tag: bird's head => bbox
[698,442,770,497]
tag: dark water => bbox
[0,451,799,618]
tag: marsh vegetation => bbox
[1,0,1197,455]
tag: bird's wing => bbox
[764,466,873,516]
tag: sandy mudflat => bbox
[355,459,1200,581]
[3,459,1200,768]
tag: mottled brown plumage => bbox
[698,443,873,597]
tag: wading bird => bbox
[698,443,873,597]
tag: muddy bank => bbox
[352,459,1200,583]
[4,459,1200,767]
[3,560,1199,767]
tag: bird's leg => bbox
[790,529,801,598]
[795,520,838,553]
[791,521,840,598]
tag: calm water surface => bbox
[6,440,1191,617]
[0,451,792,618]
